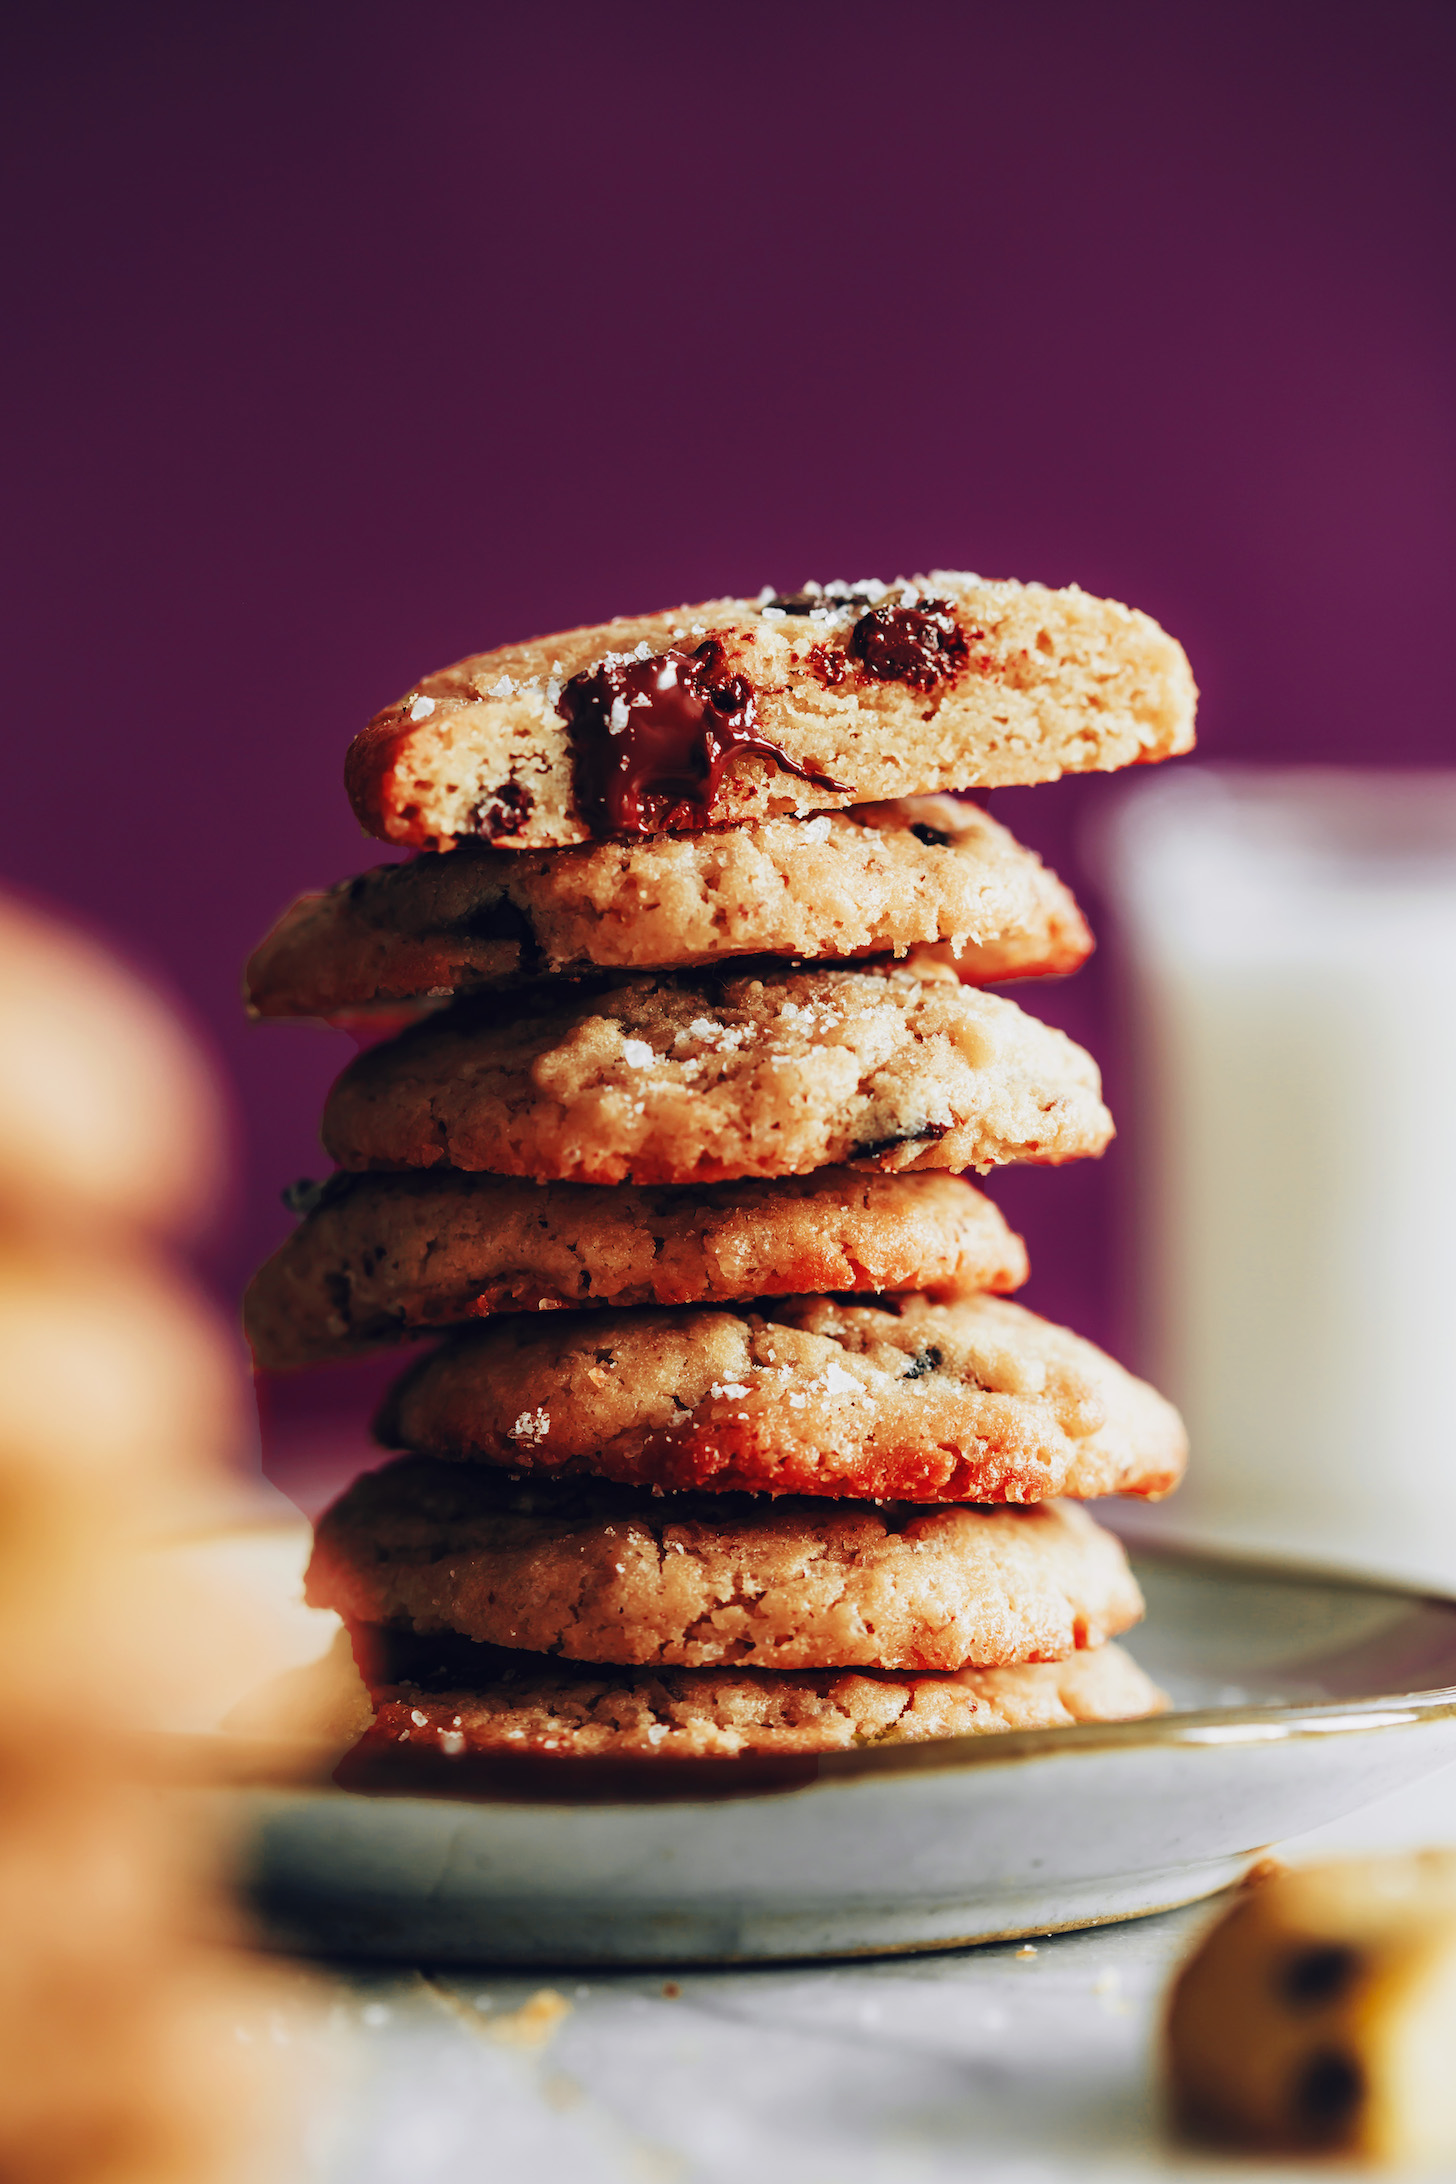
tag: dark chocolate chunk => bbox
[909,823,952,848]
[458,894,535,946]
[850,1120,953,1162]
[849,599,969,693]
[1280,1944,1362,2009]
[469,781,533,843]
[808,644,852,688]
[902,1346,944,1380]
[1292,2050,1364,2140]
[559,638,844,838]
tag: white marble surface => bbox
[282,1761,1456,2183]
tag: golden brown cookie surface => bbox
[346,575,1196,852]
[245,1168,1027,1370]
[353,1637,1165,1757]
[321,960,1113,1187]
[376,1292,1187,1505]
[245,798,1090,1017]
[308,1460,1144,1672]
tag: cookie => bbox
[308,1458,1144,1672]
[245,1168,1027,1370]
[350,1637,1166,1757]
[0,891,222,1239]
[245,798,1091,1018]
[345,574,1196,851]
[376,1292,1187,1504]
[321,959,1113,1186]
[1167,1853,1456,2162]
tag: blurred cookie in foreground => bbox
[343,1631,1166,1760]
[246,797,1090,1017]
[0,892,291,2181]
[0,890,223,1237]
[307,1459,1145,1672]
[1167,1852,1456,2164]
[245,1168,1027,1368]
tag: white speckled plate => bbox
[172,1518,1456,1965]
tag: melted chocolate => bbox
[850,1119,952,1162]
[559,638,842,837]
[848,599,968,692]
[469,781,533,842]
[808,644,852,688]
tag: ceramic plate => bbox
[172,1518,1456,1965]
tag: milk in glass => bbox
[1102,769,1456,1589]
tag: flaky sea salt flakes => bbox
[620,1037,656,1068]
[408,694,436,720]
[709,1381,750,1400]
[510,1407,551,1443]
[822,1362,863,1397]
[439,1730,466,1756]
[632,639,652,660]
[488,674,517,697]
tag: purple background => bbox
[5,3,1454,1491]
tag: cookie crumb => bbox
[483,1988,572,2049]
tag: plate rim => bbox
[169,1524,1456,1803]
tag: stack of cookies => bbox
[246,573,1194,1765]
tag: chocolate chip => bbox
[459,895,536,946]
[909,823,951,847]
[764,594,820,615]
[559,638,846,838]
[469,782,533,842]
[849,600,969,692]
[902,1346,943,1380]
[1292,2050,1363,2140]
[851,1120,953,1162]
[1280,1944,1362,2008]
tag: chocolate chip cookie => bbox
[321,959,1113,1186]
[245,798,1090,1017]
[375,1291,1187,1504]
[352,1637,1166,1757]
[346,574,1196,852]
[245,1168,1027,1370]
[308,1458,1144,1671]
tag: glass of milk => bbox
[1100,768,1456,1591]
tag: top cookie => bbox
[245,797,1091,1019]
[346,575,1197,851]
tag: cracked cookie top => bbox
[245,797,1091,1018]
[320,957,1113,1187]
[244,1168,1028,1371]
[374,1291,1187,1505]
[308,1458,1144,1673]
